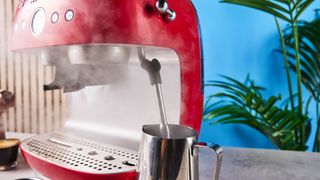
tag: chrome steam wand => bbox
[137,48,170,138]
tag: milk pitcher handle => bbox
[194,143,223,180]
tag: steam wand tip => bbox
[137,48,162,85]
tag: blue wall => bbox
[192,0,319,149]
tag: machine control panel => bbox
[14,2,75,35]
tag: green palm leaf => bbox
[204,76,310,150]
[294,0,315,21]
[221,0,291,22]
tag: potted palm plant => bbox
[204,0,320,151]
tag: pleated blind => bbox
[0,0,68,134]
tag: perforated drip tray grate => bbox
[20,132,138,174]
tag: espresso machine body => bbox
[12,0,203,179]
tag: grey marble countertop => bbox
[199,147,320,180]
[1,133,320,180]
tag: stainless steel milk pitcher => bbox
[137,124,223,180]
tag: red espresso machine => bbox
[12,0,203,179]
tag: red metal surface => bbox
[20,144,137,180]
[14,0,203,178]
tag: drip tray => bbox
[20,132,138,174]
